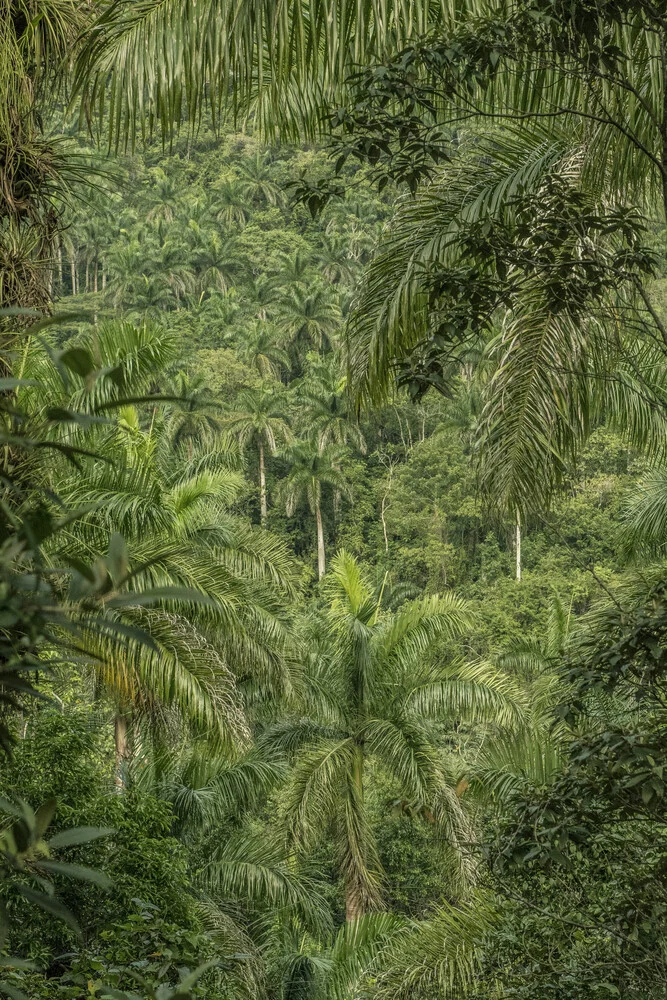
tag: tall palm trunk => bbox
[345,875,364,921]
[258,436,267,523]
[316,500,326,579]
[515,508,521,582]
[114,712,128,790]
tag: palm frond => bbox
[469,726,566,806]
[203,831,332,935]
[370,891,497,999]
[407,660,527,728]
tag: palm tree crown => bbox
[224,386,292,522]
[279,440,351,579]
[263,551,473,919]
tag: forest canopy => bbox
[1,2,667,998]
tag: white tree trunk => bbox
[258,437,267,523]
[515,508,521,582]
[114,713,128,791]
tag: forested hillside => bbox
[1,2,667,999]
[58,129,636,645]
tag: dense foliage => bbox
[1,2,667,998]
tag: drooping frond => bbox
[621,469,667,558]
[72,0,452,144]
[347,128,575,409]
[203,831,332,935]
[283,735,355,844]
[369,891,498,999]
[326,912,406,1000]
[135,741,288,831]
[407,659,527,728]
[377,592,473,667]
[361,715,440,804]
[469,725,566,805]
[82,607,250,751]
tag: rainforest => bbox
[1,2,666,998]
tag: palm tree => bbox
[190,227,243,295]
[145,167,183,222]
[247,274,280,322]
[277,285,341,357]
[298,353,366,453]
[211,177,251,229]
[164,371,226,455]
[297,353,366,524]
[21,322,296,781]
[273,250,313,288]
[238,322,290,381]
[317,230,359,286]
[224,387,292,523]
[130,271,178,315]
[155,238,196,305]
[278,441,351,579]
[237,151,285,207]
[0,0,86,310]
[262,551,506,919]
[105,240,148,309]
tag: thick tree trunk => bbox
[345,882,364,921]
[515,508,521,582]
[316,501,326,579]
[258,437,267,523]
[114,713,128,791]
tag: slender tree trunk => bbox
[85,259,89,293]
[380,462,394,554]
[515,508,521,582]
[316,500,326,579]
[258,437,267,523]
[102,267,107,290]
[94,262,98,293]
[114,713,128,791]
[70,253,76,295]
[57,243,63,289]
